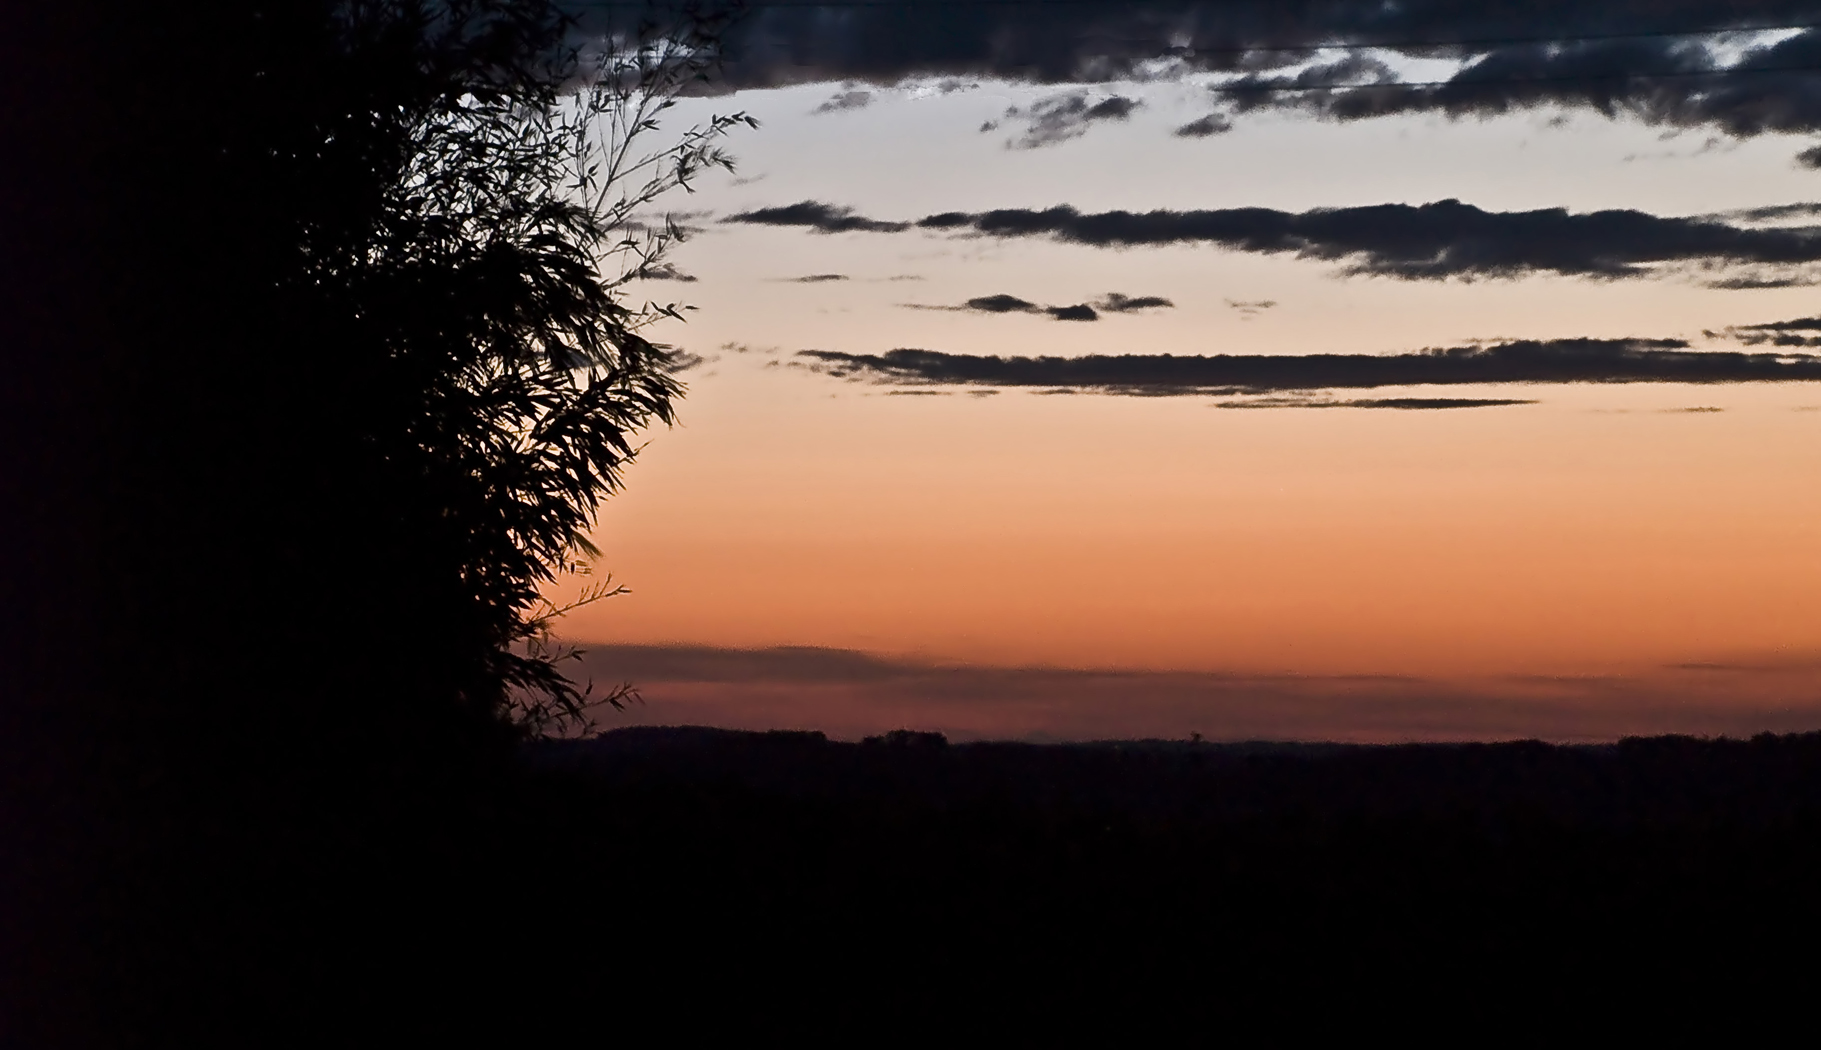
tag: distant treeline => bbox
[20,725,1819,1038]
[534,725,1821,827]
[500,728,1821,1025]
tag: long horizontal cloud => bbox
[680,3,1821,143]
[727,201,911,233]
[1214,396,1537,409]
[908,291,1176,321]
[703,3,1821,87]
[795,339,1821,395]
[727,198,1821,282]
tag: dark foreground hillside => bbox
[16,728,1821,1041]
[501,729,1821,1022]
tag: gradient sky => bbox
[552,1,1821,741]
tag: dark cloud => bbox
[731,198,1821,284]
[1359,397,1534,408]
[910,291,1173,321]
[1219,28,1821,146]
[725,201,910,233]
[964,293,1040,313]
[1733,314,1821,329]
[640,261,697,282]
[720,340,781,356]
[781,273,850,283]
[1214,396,1537,409]
[996,91,1143,148]
[1097,293,1176,312]
[1712,202,1821,224]
[922,294,1100,320]
[1703,272,1817,288]
[698,3,1821,147]
[794,338,1821,395]
[1175,113,1235,137]
[1714,314,1821,345]
[663,350,711,372]
[1221,53,1398,97]
[812,88,873,113]
[623,209,713,239]
[709,3,1821,88]
[941,200,1821,281]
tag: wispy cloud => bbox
[719,341,783,357]
[812,88,873,114]
[988,91,1143,148]
[1714,314,1821,345]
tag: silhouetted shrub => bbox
[866,730,951,750]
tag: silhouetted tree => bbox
[291,0,754,736]
[2,4,748,1036]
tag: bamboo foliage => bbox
[297,1,751,735]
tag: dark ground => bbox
[13,722,1821,1042]
[8,3,1816,1041]
[498,728,1821,1025]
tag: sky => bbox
[552,0,1821,742]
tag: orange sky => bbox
[561,374,1821,681]
[541,83,1821,739]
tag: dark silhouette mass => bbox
[509,727,1821,1022]
[3,0,747,1041]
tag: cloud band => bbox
[728,198,1821,283]
[797,338,1821,394]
